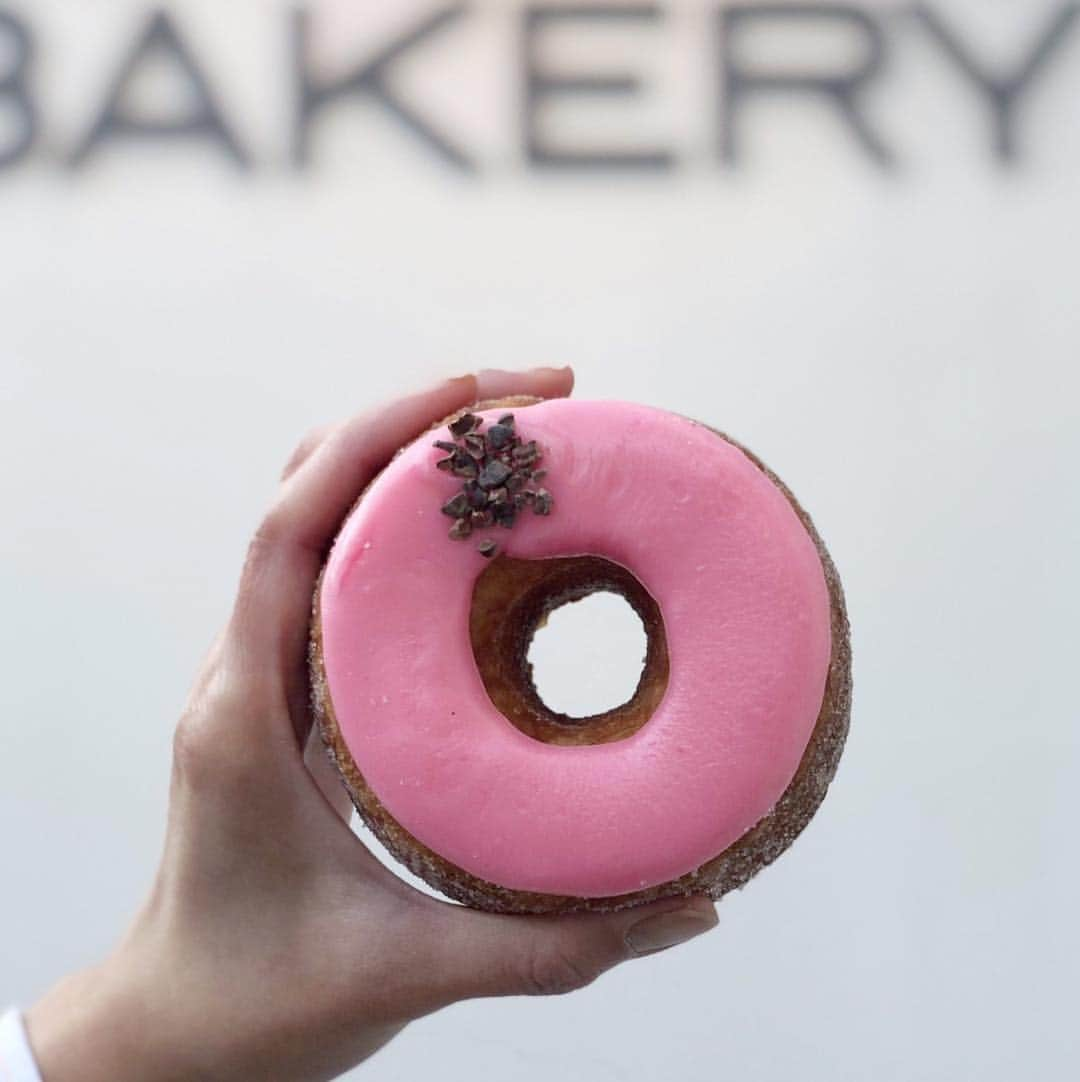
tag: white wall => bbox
[2,2,1078,1078]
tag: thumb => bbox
[424,894,718,1002]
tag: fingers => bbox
[225,375,479,732]
[277,368,572,485]
[417,894,717,1006]
[475,366,573,402]
[280,423,334,482]
[225,366,576,747]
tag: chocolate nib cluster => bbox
[434,411,553,558]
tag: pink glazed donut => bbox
[309,396,851,914]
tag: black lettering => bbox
[913,3,1079,162]
[720,3,893,167]
[522,4,673,170]
[70,9,249,169]
[0,10,36,170]
[293,4,473,171]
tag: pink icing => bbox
[319,399,832,897]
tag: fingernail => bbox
[624,905,718,957]
[475,366,572,400]
[477,366,568,376]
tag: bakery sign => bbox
[0,2,1076,174]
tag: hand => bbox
[25,368,718,1082]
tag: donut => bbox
[308,396,851,914]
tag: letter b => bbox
[0,10,36,170]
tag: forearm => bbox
[24,947,407,1082]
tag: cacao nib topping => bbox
[463,433,487,459]
[434,410,555,556]
[448,517,473,540]
[441,492,470,519]
[477,459,512,490]
[449,451,477,479]
[464,480,487,509]
[487,423,514,450]
[448,412,480,437]
[512,441,539,467]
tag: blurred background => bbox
[2,1,1078,1078]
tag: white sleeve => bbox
[0,1010,44,1082]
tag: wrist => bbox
[24,934,408,1082]
[24,953,170,1082]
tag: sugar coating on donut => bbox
[317,399,833,898]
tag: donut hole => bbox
[469,555,669,746]
[527,591,648,719]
